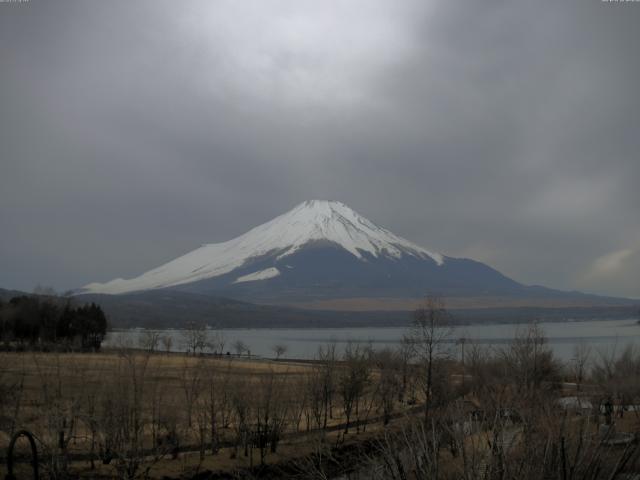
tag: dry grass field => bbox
[3,322,640,479]
[0,349,418,479]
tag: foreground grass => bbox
[0,350,415,479]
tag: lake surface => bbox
[105,318,640,363]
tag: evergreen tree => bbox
[0,295,108,350]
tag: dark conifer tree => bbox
[0,296,108,350]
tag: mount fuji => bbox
[80,200,625,308]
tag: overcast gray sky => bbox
[1,0,639,299]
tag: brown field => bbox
[0,349,418,479]
[3,322,640,479]
[282,295,631,311]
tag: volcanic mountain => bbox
[80,200,626,309]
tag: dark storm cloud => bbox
[1,0,639,298]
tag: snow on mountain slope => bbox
[81,200,444,295]
[234,267,281,284]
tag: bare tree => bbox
[233,339,248,357]
[307,367,326,430]
[372,348,400,425]
[179,357,204,428]
[570,341,592,392]
[272,343,288,360]
[367,393,640,480]
[181,321,209,355]
[289,374,309,432]
[0,353,25,437]
[593,344,640,419]
[208,327,226,355]
[397,336,414,403]
[457,335,468,393]
[77,358,111,471]
[161,334,173,354]
[406,295,453,422]
[229,378,252,460]
[203,363,222,455]
[503,323,559,392]
[251,368,289,464]
[96,351,150,479]
[316,343,337,429]
[31,352,89,478]
[138,329,160,353]
[338,342,370,434]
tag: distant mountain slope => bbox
[79,200,636,309]
[79,200,541,302]
[81,200,445,295]
[77,290,639,329]
[0,288,26,301]
[75,290,407,328]
[3,286,637,328]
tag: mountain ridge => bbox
[79,200,633,309]
[2,287,636,329]
[81,200,446,295]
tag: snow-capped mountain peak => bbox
[257,200,443,263]
[81,200,444,295]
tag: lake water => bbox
[104,318,640,363]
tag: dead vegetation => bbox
[2,297,640,479]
